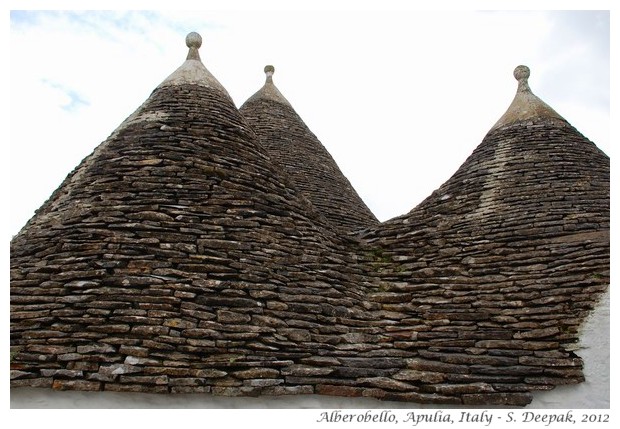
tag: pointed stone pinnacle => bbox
[514,65,531,93]
[185,32,202,61]
[490,65,566,130]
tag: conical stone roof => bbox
[358,65,609,404]
[10,36,609,407]
[10,33,380,396]
[240,66,379,234]
[365,65,609,239]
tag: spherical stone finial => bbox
[264,65,275,83]
[186,32,202,49]
[513,65,531,92]
[514,65,530,82]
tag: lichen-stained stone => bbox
[9,30,609,409]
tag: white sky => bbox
[5,1,613,238]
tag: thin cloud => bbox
[41,79,90,112]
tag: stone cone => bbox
[358,65,610,404]
[10,33,376,395]
[240,65,379,235]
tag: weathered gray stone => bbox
[519,356,583,367]
[171,385,211,393]
[99,364,142,376]
[77,344,116,354]
[315,384,364,397]
[217,310,251,324]
[243,378,284,387]
[358,377,416,391]
[232,368,280,379]
[10,370,34,379]
[462,392,533,406]
[262,385,314,396]
[427,382,495,395]
[124,356,160,366]
[52,379,101,391]
[163,318,197,329]
[40,369,83,378]
[169,377,205,386]
[514,327,560,339]
[393,369,446,384]
[119,375,169,385]
[212,386,261,397]
[190,369,227,378]
[104,383,168,393]
[11,377,53,388]
[281,365,333,377]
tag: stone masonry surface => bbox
[240,66,379,234]
[10,34,609,407]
